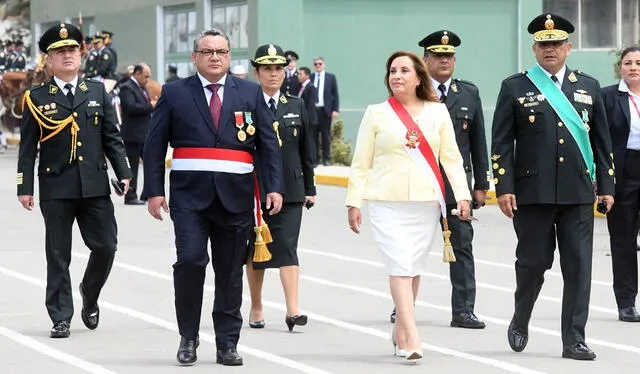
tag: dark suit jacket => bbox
[18,78,131,200]
[257,94,315,203]
[281,70,301,96]
[603,82,634,188]
[298,81,318,125]
[143,74,284,212]
[491,67,615,204]
[310,71,339,116]
[119,78,154,143]
[441,78,490,205]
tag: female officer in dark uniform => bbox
[246,44,316,332]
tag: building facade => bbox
[30,0,640,145]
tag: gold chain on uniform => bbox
[22,90,80,163]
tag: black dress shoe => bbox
[507,318,528,352]
[50,321,70,338]
[79,283,99,330]
[451,312,486,329]
[618,306,640,322]
[390,308,396,323]
[124,199,145,205]
[562,342,596,360]
[249,320,265,328]
[216,347,243,366]
[285,314,308,332]
[177,336,199,365]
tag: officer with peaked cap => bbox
[389,29,491,330]
[101,30,118,68]
[17,22,131,339]
[246,44,315,333]
[281,50,301,95]
[491,13,614,360]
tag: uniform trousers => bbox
[39,196,117,324]
[512,204,594,347]
[442,203,476,315]
[170,197,252,349]
[315,108,332,164]
[607,149,640,308]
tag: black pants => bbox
[441,204,476,315]
[607,149,640,308]
[39,196,117,324]
[170,198,252,349]
[512,204,593,347]
[315,108,331,164]
[124,141,144,201]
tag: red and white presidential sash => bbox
[386,97,447,217]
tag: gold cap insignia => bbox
[441,31,449,45]
[267,45,277,56]
[59,27,68,39]
[544,15,554,30]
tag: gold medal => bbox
[237,130,247,141]
[246,124,256,135]
[293,128,298,137]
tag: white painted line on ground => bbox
[71,252,548,374]
[299,248,618,316]
[0,265,333,374]
[0,325,116,374]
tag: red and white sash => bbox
[171,147,263,226]
[386,97,447,217]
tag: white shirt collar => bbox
[619,79,640,99]
[263,91,281,107]
[430,77,452,95]
[198,72,226,87]
[130,75,141,87]
[537,63,567,86]
[54,75,78,91]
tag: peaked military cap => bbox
[15,39,23,47]
[527,13,574,42]
[284,50,299,60]
[102,30,114,38]
[38,23,83,53]
[418,30,461,54]
[92,32,105,43]
[251,44,287,67]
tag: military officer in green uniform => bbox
[17,22,132,339]
[246,44,316,332]
[84,35,100,79]
[93,33,116,80]
[491,13,615,360]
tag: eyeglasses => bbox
[314,62,323,66]
[195,49,230,57]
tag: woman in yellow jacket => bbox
[346,51,471,363]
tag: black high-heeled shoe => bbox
[249,320,265,329]
[285,314,307,332]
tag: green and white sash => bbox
[527,65,595,180]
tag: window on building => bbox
[211,1,249,72]
[543,0,640,49]
[163,5,197,79]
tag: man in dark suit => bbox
[120,63,156,204]
[296,66,319,162]
[391,30,491,329]
[311,57,339,166]
[281,50,300,96]
[17,23,132,339]
[492,13,615,360]
[143,28,283,367]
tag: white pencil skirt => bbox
[368,201,442,276]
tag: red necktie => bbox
[139,84,150,102]
[207,83,222,129]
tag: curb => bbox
[313,173,606,218]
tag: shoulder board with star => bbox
[573,69,596,81]
[284,93,303,103]
[505,71,528,81]
[29,83,47,93]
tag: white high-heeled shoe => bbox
[405,349,423,363]
[390,332,408,357]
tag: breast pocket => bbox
[455,110,474,132]
[519,109,545,134]
[87,108,104,130]
[283,117,301,143]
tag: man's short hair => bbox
[298,66,311,76]
[133,64,144,74]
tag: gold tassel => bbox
[258,210,273,243]
[253,225,272,263]
[442,218,456,263]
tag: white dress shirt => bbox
[314,71,325,107]
[198,72,226,104]
[538,63,567,89]
[54,75,79,96]
[430,77,452,100]
[263,91,280,109]
[619,79,640,150]
[298,78,311,97]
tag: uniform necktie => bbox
[438,84,447,103]
[65,83,74,105]
[206,84,222,129]
[551,75,560,88]
[269,98,277,116]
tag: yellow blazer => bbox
[345,100,471,208]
